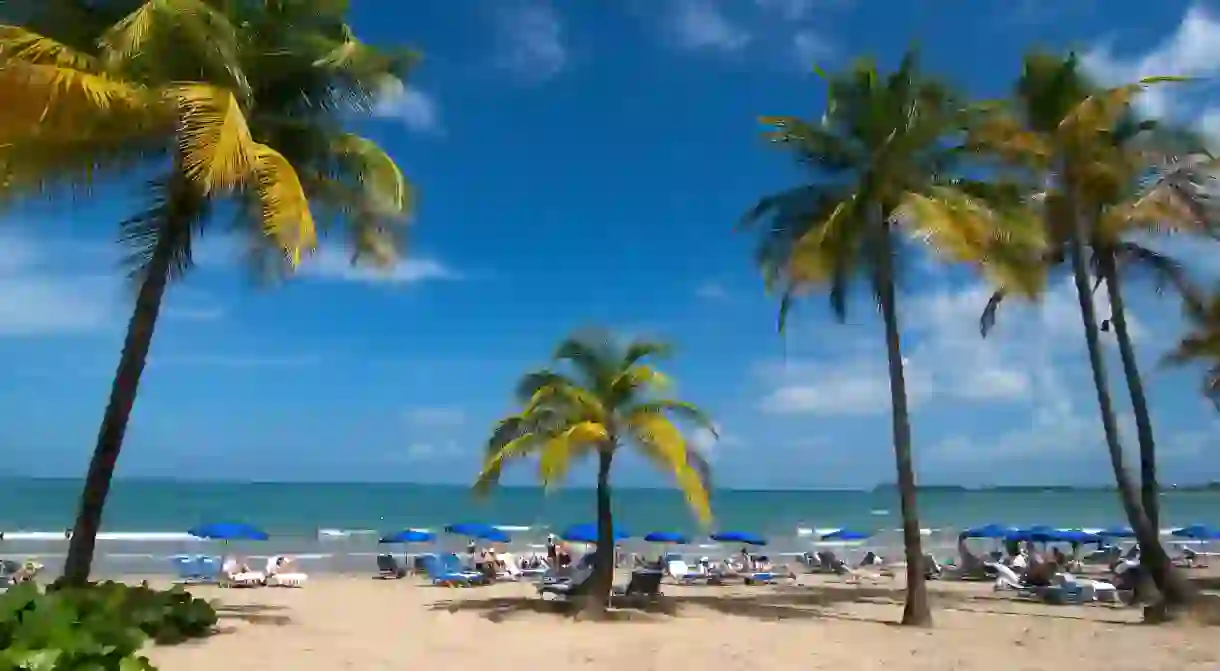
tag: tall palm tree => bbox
[742,53,1035,626]
[977,69,1215,542]
[964,52,1195,618]
[0,0,415,584]
[475,331,716,616]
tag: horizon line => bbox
[3,475,1213,491]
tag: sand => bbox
[144,573,1220,671]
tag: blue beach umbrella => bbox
[379,529,435,544]
[1007,527,1066,543]
[1098,526,1136,539]
[560,523,631,544]
[1171,524,1216,540]
[710,531,767,546]
[644,531,691,544]
[820,529,871,541]
[962,524,1016,539]
[187,522,269,541]
[1057,529,1103,544]
[443,522,511,543]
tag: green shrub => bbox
[0,581,220,670]
[0,582,152,670]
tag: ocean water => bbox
[1,479,1216,576]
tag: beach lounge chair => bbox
[265,556,309,587]
[420,554,476,587]
[743,568,778,585]
[666,560,705,584]
[441,553,491,584]
[538,565,595,599]
[612,570,664,605]
[376,553,408,579]
[220,557,265,588]
[171,555,217,584]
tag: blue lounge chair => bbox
[441,553,491,584]
[171,555,219,584]
[419,554,474,587]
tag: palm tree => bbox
[0,0,415,584]
[964,52,1195,618]
[1163,287,1220,407]
[475,331,716,616]
[976,62,1216,543]
[741,52,1034,626]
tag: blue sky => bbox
[4,0,1220,488]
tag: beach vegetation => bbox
[0,0,416,584]
[740,51,1041,627]
[474,330,716,616]
[960,52,1204,619]
[0,580,217,670]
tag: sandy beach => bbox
[144,572,1220,671]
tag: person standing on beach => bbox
[545,534,557,566]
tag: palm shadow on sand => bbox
[428,584,907,624]
[426,581,1216,626]
[214,603,294,626]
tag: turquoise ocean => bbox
[2,479,1217,576]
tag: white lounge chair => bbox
[990,562,1025,591]
[264,556,308,587]
[221,557,265,588]
[667,559,705,584]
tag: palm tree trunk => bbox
[1066,205,1174,622]
[60,214,180,585]
[1096,250,1160,530]
[1097,249,1191,615]
[583,446,616,616]
[876,221,931,627]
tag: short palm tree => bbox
[0,0,415,584]
[475,331,716,615]
[742,52,1038,626]
[959,52,1195,618]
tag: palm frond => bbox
[979,289,1007,338]
[118,176,208,282]
[628,400,718,435]
[330,133,411,216]
[172,84,255,194]
[252,143,317,265]
[626,410,712,525]
[0,25,100,70]
[99,0,247,93]
[0,62,161,140]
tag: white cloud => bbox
[0,232,118,336]
[753,0,814,21]
[1082,6,1220,119]
[695,281,729,300]
[791,30,832,67]
[298,248,459,286]
[372,80,441,134]
[399,440,460,462]
[759,275,1138,416]
[403,406,467,428]
[669,0,751,52]
[493,2,567,82]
